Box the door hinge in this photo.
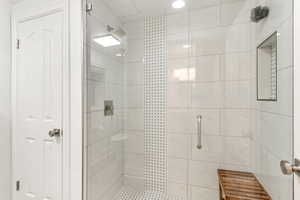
[16,39,20,49]
[16,181,20,191]
[86,3,93,13]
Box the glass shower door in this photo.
[84,1,126,199]
[83,0,295,199]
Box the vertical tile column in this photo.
[144,16,168,193]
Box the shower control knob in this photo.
[280,159,300,176]
[49,128,62,138]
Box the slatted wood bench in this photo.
[218,169,271,200]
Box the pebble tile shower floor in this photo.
[113,187,185,200]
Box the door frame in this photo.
[294,0,300,198]
[11,0,84,200]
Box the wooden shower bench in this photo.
[218,169,271,200]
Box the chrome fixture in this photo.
[104,100,114,116]
[280,159,300,176]
[49,129,62,137]
[251,6,269,23]
[197,115,202,149]
[86,3,93,13]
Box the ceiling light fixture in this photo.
[172,0,186,9]
[93,34,121,47]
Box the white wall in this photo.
[252,0,294,199]
[0,0,11,199]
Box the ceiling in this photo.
[102,0,190,22]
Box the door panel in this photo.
[15,12,63,200]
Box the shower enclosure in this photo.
[83,0,294,199]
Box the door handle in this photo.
[280,159,300,176]
[48,129,62,137]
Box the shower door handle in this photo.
[197,115,202,149]
[280,159,300,176]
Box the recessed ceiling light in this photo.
[116,53,123,57]
[172,0,186,9]
[93,34,121,47]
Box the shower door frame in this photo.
[294,0,300,198]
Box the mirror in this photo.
[257,32,277,101]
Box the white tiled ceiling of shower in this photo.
[101,0,220,22]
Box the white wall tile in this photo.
[125,109,144,131]
[167,158,188,183]
[126,62,144,85]
[124,153,144,177]
[167,12,189,35]
[189,186,219,200]
[190,55,220,82]
[167,109,194,133]
[87,81,105,112]
[259,112,292,160]
[167,182,187,199]
[222,137,251,166]
[221,109,252,137]
[125,132,144,154]
[220,52,252,81]
[191,28,227,56]
[190,6,220,30]
[220,0,253,25]
[224,80,251,108]
[168,83,191,108]
[123,176,145,192]
[277,17,293,69]
[191,82,222,108]
[126,39,144,62]
[168,134,190,158]
[123,20,144,39]
[224,23,252,53]
[189,161,219,189]
[126,85,144,108]
[167,33,190,59]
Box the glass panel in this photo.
[83,0,294,200]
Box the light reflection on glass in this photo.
[172,67,195,81]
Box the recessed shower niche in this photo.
[257,32,278,101]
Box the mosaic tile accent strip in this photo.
[144,16,168,193]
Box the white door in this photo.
[13,11,63,200]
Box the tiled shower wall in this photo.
[252,0,294,199]
[86,0,125,199]
[123,0,255,199]
[85,0,294,199]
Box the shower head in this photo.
[251,6,269,23]
[106,25,127,38]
